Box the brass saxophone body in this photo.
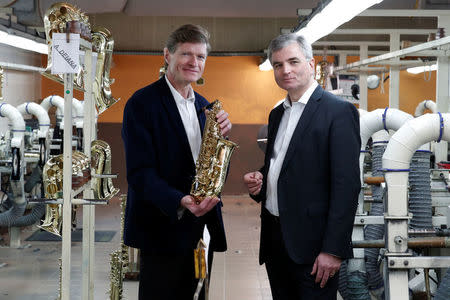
[42,2,91,90]
[315,60,329,89]
[92,27,119,114]
[190,100,237,202]
[109,195,128,300]
[40,151,90,236]
[91,140,119,200]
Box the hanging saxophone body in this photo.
[92,27,119,114]
[91,140,119,200]
[190,100,237,202]
[315,60,329,89]
[108,195,128,300]
[41,151,90,236]
[43,2,91,90]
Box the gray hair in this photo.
[165,24,211,54]
[267,34,313,64]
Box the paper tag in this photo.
[51,33,80,74]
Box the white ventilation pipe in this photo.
[40,95,65,125]
[382,113,450,300]
[359,108,413,185]
[414,100,437,117]
[16,102,51,138]
[372,129,390,144]
[0,103,25,148]
[72,98,84,129]
[358,108,368,117]
[383,113,447,169]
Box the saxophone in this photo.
[315,60,329,89]
[190,100,237,202]
[108,195,129,300]
[91,140,119,200]
[42,2,91,90]
[40,151,90,236]
[92,27,119,114]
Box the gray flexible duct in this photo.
[10,164,45,227]
[339,260,349,299]
[0,181,26,227]
[347,271,371,300]
[408,150,432,229]
[434,268,450,300]
[0,200,26,227]
[364,142,387,293]
[0,165,45,227]
[11,202,45,227]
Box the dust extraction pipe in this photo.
[359,108,413,185]
[15,102,50,226]
[16,102,51,138]
[0,103,26,226]
[414,100,436,117]
[72,98,84,129]
[40,95,64,125]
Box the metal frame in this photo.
[59,37,100,300]
[334,36,450,72]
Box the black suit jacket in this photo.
[122,77,227,255]
[253,85,360,265]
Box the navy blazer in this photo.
[122,77,227,255]
[253,85,361,265]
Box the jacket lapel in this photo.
[265,104,285,166]
[280,85,324,175]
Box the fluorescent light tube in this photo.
[259,0,384,71]
[0,30,48,54]
[407,64,437,74]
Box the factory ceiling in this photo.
[1,0,449,54]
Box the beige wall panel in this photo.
[90,13,297,51]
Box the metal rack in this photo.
[57,37,104,300]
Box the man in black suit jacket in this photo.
[122,24,231,300]
[244,34,360,299]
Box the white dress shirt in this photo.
[165,76,202,163]
[265,81,318,216]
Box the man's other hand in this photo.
[311,252,342,288]
[243,171,263,196]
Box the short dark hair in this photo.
[165,24,211,54]
[268,34,313,64]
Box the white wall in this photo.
[0,44,42,133]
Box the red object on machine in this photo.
[437,161,450,169]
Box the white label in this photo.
[51,33,80,74]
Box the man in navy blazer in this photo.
[244,34,360,299]
[122,24,231,300]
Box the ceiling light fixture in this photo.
[406,64,437,74]
[0,29,47,55]
[259,0,384,71]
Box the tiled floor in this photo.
[0,195,273,300]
